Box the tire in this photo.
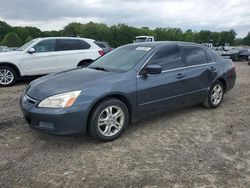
[232,55,238,62]
[0,66,17,87]
[88,98,129,141]
[203,81,224,108]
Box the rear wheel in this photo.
[0,66,17,87]
[203,81,224,108]
[88,98,129,141]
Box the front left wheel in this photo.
[88,98,129,141]
[0,66,17,87]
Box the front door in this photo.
[136,45,188,117]
[22,39,58,75]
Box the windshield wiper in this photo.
[89,66,109,72]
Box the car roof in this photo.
[36,37,95,42]
[126,41,203,48]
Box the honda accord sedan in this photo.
[20,42,236,141]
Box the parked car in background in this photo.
[20,41,236,141]
[94,41,112,54]
[238,48,250,61]
[202,43,213,48]
[9,47,19,51]
[134,36,155,43]
[213,46,239,61]
[0,46,10,52]
[0,37,104,86]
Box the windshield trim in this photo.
[17,39,40,51]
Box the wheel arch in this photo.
[217,77,227,92]
[86,93,133,133]
[0,62,21,78]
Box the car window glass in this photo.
[96,42,106,48]
[183,46,208,66]
[33,40,55,52]
[206,53,214,63]
[77,40,91,49]
[56,39,78,51]
[147,45,184,70]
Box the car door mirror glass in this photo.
[28,47,36,54]
[145,64,162,74]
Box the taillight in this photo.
[98,50,105,56]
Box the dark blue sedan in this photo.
[20,42,236,141]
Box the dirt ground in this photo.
[0,62,249,188]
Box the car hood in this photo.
[26,68,117,100]
[0,51,23,56]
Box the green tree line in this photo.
[0,20,249,48]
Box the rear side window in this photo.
[183,46,208,66]
[148,45,184,70]
[55,39,90,51]
[77,40,91,49]
[206,53,214,63]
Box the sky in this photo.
[0,0,249,38]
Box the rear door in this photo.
[181,46,218,104]
[22,39,57,75]
[136,45,189,116]
[55,39,92,71]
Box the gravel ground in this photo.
[0,62,250,188]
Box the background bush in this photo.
[0,20,249,47]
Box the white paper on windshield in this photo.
[136,47,151,51]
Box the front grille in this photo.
[23,94,38,105]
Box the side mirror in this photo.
[27,47,35,54]
[145,64,162,74]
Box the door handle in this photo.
[176,73,185,79]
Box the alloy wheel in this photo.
[0,69,14,85]
[211,84,223,105]
[97,105,125,137]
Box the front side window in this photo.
[33,39,56,52]
[147,45,184,70]
[183,46,208,66]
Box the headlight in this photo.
[38,90,81,108]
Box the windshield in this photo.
[17,39,39,51]
[135,38,147,43]
[89,45,151,72]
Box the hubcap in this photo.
[97,106,125,137]
[211,84,223,105]
[0,69,14,85]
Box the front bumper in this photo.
[20,94,89,135]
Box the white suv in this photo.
[0,37,104,86]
